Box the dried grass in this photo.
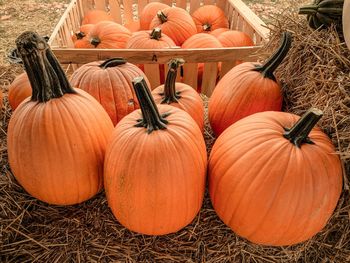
[1,7,350,263]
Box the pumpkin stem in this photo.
[15,31,76,103]
[99,58,127,69]
[133,76,169,134]
[203,23,211,31]
[150,28,162,40]
[254,31,292,81]
[160,58,185,104]
[75,31,86,40]
[283,108,323,148]
[91,37,101,47]
[157,11,168,23]
[298,5,319,15]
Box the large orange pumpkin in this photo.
[124,20,141,33]
[149,7,197,46]
[8,72,32,110]
[8,32,114,205]
[191,5,229,33]
[139,2,169,30]
[71,24,94,43]
[217,30,254,47]
[209,108,343,246]
[70,58,150,125]
[210,28,230,38]
[209,32,292,136]
[152,58,204,131]
[75,21,131,49]
[104,76,207,235]
[81,10,114,25]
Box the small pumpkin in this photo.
[71,24,94,43]
[8,31,114,205]
[75,21,131,49]
[191,5,229,33]
[8,72,32,110]
[217,30,254,47]
[208,108,343,246]
[149,7,197,46]
[70,58,151,125]
[152,58,204,131]
[139,2,169,30]
[210,28,230,38]
[81,9,114,25]
[209,32,292,136]
[104,76,207,235]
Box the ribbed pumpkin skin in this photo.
[8,73,32,110]
[209,63,282,136]
[208,111,343,246]
[210,28,230,38]
[191,5,229,33]
[149,7,197,46]
[8,89,114,205]
[72,24,94,42]
[152,83,204,131]
[126,30,176,49]
[104,105,207,235]
[81,10,114,25]
[70,61,150,125]
[124,20,141,32]
[139,2,169,30]
[217,30,254,47]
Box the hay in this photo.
[1,9,350,263]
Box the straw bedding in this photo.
[1,10,350,263]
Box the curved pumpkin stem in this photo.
[161,58,185,104]
[75,31,86,40]
[254,31,292,81]
[157,11,168,23]
[298,5,319,15]
[91,37,101,47]
[99,58,127,69]
[283,108,323,148]
[150,28,162,40]
[133,76,169,134]
[16,31,76,103]
[203,23,212,31]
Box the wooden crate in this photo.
[49,0,269,96]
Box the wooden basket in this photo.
[49,0,269,96]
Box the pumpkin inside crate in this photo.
[48,0,269,95]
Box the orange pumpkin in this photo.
[71,24,94,43]
[191,5,229,33]
[208,108,343,246]
[217,30,254,47]
[149,7,197,46]
[210,28,230,38]
[81,10,114,25]
[8,72,32,110]
[152,58,204,131]
[8,32,114,205]
[104,77,207,235]
[75,21,131,49]
[139,2,169,30]
[209,32,292,136]
[70,58,150,125]
[124,20,141,32]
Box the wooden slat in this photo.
[138,0,148,18]
[216,0,226,10]
[77,0,85,19]
[53,46,262,64]
[201,62,218,96]
[82,0,94,13]
[69,6,80,33]
[189,0,201,13]
[144,64,161,89]
[219,61,236,79]
[231,9,238,30]
[245,24,255,42]
[162,0,173,6]
[109,0,122,23]
[183,63,198,90]
[203,0,214,5]
[237,15,244,31]
[63,21,75,48]
[94,0,106,10]
[123,0,134,24]
[176,0,187,9]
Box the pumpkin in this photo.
[124,20,141,32]
[71,24,94,43]
[191,5,229,33]
[298,0,344,30]
[182,33,223,92]
[8,72,32,110]
[75,21,131,49]
[217,30,254,47]
[8,31,114,205]
[210,28,230,38]
[104,76,207,235]
[81,9,114,25]
[70,58,150,125]
[152,58,204,131]
[209,32,292,136]
[139,2,169,30]
[208,108,343,246]
[149,7,197,46]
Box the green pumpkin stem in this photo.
[133,76,169,134]
[157,11,168,23]
[150,28,162,40]
[15,31,76,103]
[283,108,323,148]
[298,5,319,15]
[91,37,100,47]
[254,31,292,81]
[99,58,127,69]
[161,58,184,104]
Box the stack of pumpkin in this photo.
[7,22,343,247]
